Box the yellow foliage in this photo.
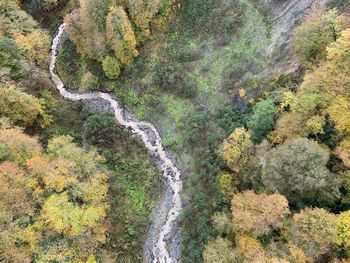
[239,87,246,99]
[235,235,264,259]
[218,172,236,202]
[106,6,138,66]
[126,0,162,37]
[231,190,290,236]
[0,128,42,164]
[220,127,252,172]
[273,112,308,142]
[335,139,350,167]
[337,210,350,250]
[327,96,350,135]
[288,242,308,263]
[0,86,51,128]
[43,159,77,193]
[306,115,325,135]
[14,31,50,67]
[301,28,350,97]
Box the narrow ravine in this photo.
[50,23,182,263]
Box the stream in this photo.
[50,23,182,263]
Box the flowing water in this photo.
[50,23,182,263]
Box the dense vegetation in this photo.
[2,0,350,262]
[204,5,350,263]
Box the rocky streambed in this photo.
[50,23,183,263]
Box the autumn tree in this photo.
[0,160,37,262]
[211,212,232,235]
[0,132,110,262]
[269,112,307,143]
[14,30,50,67]
[106,6,138,66]
[203,237,240,263]
[218,172,237,202]
[293,7,348,65]
[220,128,253,172]
[80,71,98,91]
[231,190,290,236]
[235,235,265,260]
[300,28,350,98]
[262,138,338,206]
[0,86,51,128]
[0,129,42,164]
[327,96,350,135]
[335,138,350,167]
[337,210,350,255]
[126,0,162,37]
[65,0,168,80]
[287,208,339,260]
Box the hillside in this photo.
[1,0,350,262]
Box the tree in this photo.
[231,190,290,236]
[80,71,98,91]
[65,0,168,80]
[14,30,50,67]
[40,193,107,237]
[0,129,42,164]
[106,6,138,66]
[218,172,237,202]
[0,86,51,128]
[235,235,264,260]
[211,212,232,235]
[300,28,350,97]
[262,138,338,206]
[220,128,253,172]
[102,56,121,79]
[337,210,350,254]
[0,37,23,78]
[247,98,276,143]
[288,208,338,260]
[335,138,350,167]
[203,237,240,263]
[327,96,350,135]
[0,161,34,263]
[293,7,348,65]
[270,112,307,143]
[126,0,162,37]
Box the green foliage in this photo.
[152,63,197,98]
[220,128,253,173]
[0,37,24,78]
[102,56,121,79]
[218,172,237,202]
[203,237,241,263]
[287,208,339,260]
[211,212,232,235]
[293,7,348,65]
[0,86,51,128]
[262,138,339,207]
[247,98,276,143]
[65,0,172,80]
[337,210,350,254]
[80,71,98,91]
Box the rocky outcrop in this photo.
[266,0,329,72]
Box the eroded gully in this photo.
[50,23,182,263]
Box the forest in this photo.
[1,0,350,262]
